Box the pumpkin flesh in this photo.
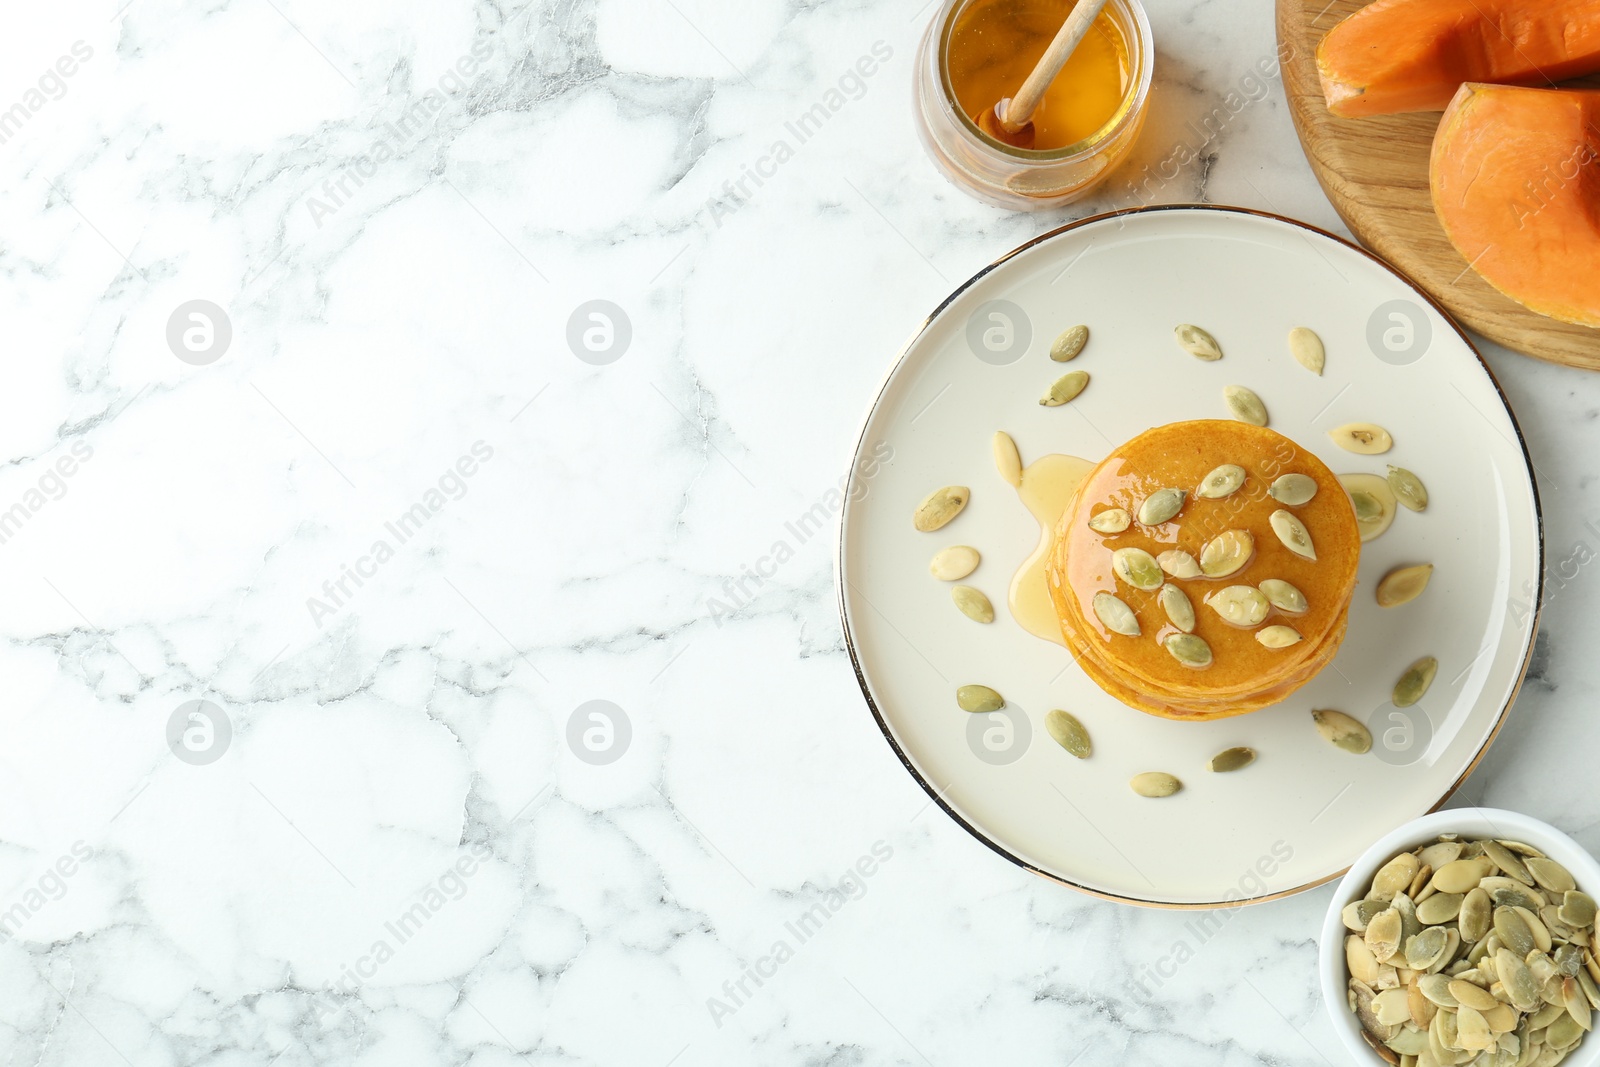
[1430,83,1600,328]
[1318,0,1600,117]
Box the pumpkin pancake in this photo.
[1064,607,1349,719]
[1047,420,1360,721]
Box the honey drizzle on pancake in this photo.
[1007,453,1095,645]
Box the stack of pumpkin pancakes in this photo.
[1046,420,1361,721]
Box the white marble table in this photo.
[0,1,1588,1064]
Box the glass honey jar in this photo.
[914,0,1154,210]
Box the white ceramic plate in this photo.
[837,206,1543,908]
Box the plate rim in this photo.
[834,202,1547,910]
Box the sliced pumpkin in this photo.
[1318,0,1600,117]
[1430,83,1600,328]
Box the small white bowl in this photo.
[1320,807,1600,1067]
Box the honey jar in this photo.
[914,0,1154,209]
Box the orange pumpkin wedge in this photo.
[1430,83,1600,328]
[1318,0,1600,117]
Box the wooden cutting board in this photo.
[1277,0,1600,370]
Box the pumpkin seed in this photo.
[1111,547,1164,590]
[1501,950,1543,1013]
[1394,889,1421,941]
[1259,578,1309,615]
[1270,509,1318,560]
[1518,909,1554,954]
[1491,885,1540,912]
[1378,564,1435,608]
[1409,859,1433,900]
[1394,656,1439,707]
[1175,323,1222,361]
[1458,1004,1493,1050]
[1420,842,1464,871]
[1547,1013,1583,1050]
[1581,969,1600,1011]
[1092,592,1140,637]
[914,485,970,531]
[1257,625,1303,649]
[1331,422,1395,455]
[1370,909,1405,962]
[1409,987,1445,1035]
[1430,1004,1458,1055]
[1496,908,1538,958]
[1388,1023,1429,1055]
[1374,987,1414,1026]
[1418,893,1466,926]
[1433,931,1463,975]
[1376,854,1424,900]
[1205,584,1270,627]
[1289,326,1325,375]
[1224,384,1268,426]
[1164,633,1212,669]
[929,545,980,581]
[1130,771,1182,798]
[1532,1001,1569,1030]
[1160,583,1196,633]
[1560,892,1596,928]
[1388,465,1429,512]
[1460,887,1493,942]
[1408,927,1452,971]
[1314,708,1372,754]
[1088,508,1131,534]
[1341,473,1399,543]
[1197,464,1246,499]
[1563,978,1591,1030]
[1348,898,1392,933]
[1528,858,1577,896]
[992,431,1022,487]
[1040,370,1089,406]
[1050,324,1089,362]
[1270,473,1319,506]
[1200,529,1255,578]
[1453,980,1501,1012]
[1482,1002,1517,1035]
[1419,973,1459,1008]
[1044,709,1091,758]
[1355,981,1396,1043]
[956,684,1003,713]
[1137,487,1187,526]
[1483,841,1534,886]
[1209,746,1256,772]
[1437,859,1494,895]
[1532,950,1561,987]
[1555,945,1586,979]
[1158,549,1202,579]
[1351,934,1385,983]
[951,585,994,623]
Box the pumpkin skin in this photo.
[1317,0,1600,118]
[1430,83,1600,329]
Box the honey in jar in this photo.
[913,0,1154,209]
[947,0,1131,152]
